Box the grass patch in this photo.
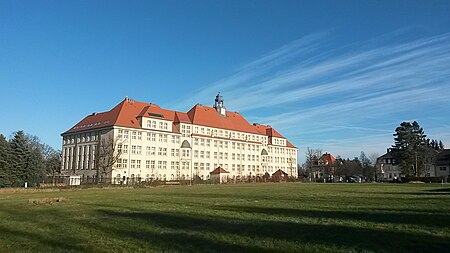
[0,183,449,252]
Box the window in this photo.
[137,132,142,140]
[440,167,447,171]
[131,131,137,139]
[123,145,128,154]
[146,146,151,156]
[137,146,142,155]
[131,145,137,154]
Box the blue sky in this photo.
[1,0,450,163]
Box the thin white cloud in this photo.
[170,30,450,162]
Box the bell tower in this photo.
[213,92,226,116]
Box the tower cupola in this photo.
[213,92,226,116]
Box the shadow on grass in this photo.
[99,209,450,253]
[215,205,450,229]
[426,188,450,193]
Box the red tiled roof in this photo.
[210,167,229,175]
[175,111,191,123]
[187,104,260,135]
[137,103,176,121]
[63,98,297,149]
[286,140,297,148]
[252,124,284,138]
[320,153,336,165]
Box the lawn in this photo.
[0,183,449,253]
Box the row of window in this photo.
[117,145,291,164]
[146,120,169,131]
[63,132,98,144]
[273,138,286,146]
[190,125,267,144]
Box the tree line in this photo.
[0,131,61,188]
[301,121,445,180]
[301,148,379,181]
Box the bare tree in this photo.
[368,152,380,166]
[305,147,322,179]
[95,134,122,182]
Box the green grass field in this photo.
[0,183,449,253]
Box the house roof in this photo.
[435,149,450,165]
[320,153,336,165]
[210,167,229,175]
[272,169,288,177]
[63,98,297,148]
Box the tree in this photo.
[426,138,445,151]
[304,147,322,178]
[8,131,46,187]
[0,134,11,187]
[95,134,122,181]
[392,121,427,176]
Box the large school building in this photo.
[61,93,298,182]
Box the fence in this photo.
[38,174,299,188]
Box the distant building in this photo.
[376,148,449,181]
[434,149,450,177]
[311,153,336,180]
[60,93,298,182]
[376,149,402,181]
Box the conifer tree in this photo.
[0,134,11,187]
[392,121,427,176]
[9,131,32,186]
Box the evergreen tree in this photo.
[9,131,31,187]
[0,134,11,187]
[392,121,427,176]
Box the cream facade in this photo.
[61,95,298,182]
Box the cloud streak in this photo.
[172,30,450,162]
